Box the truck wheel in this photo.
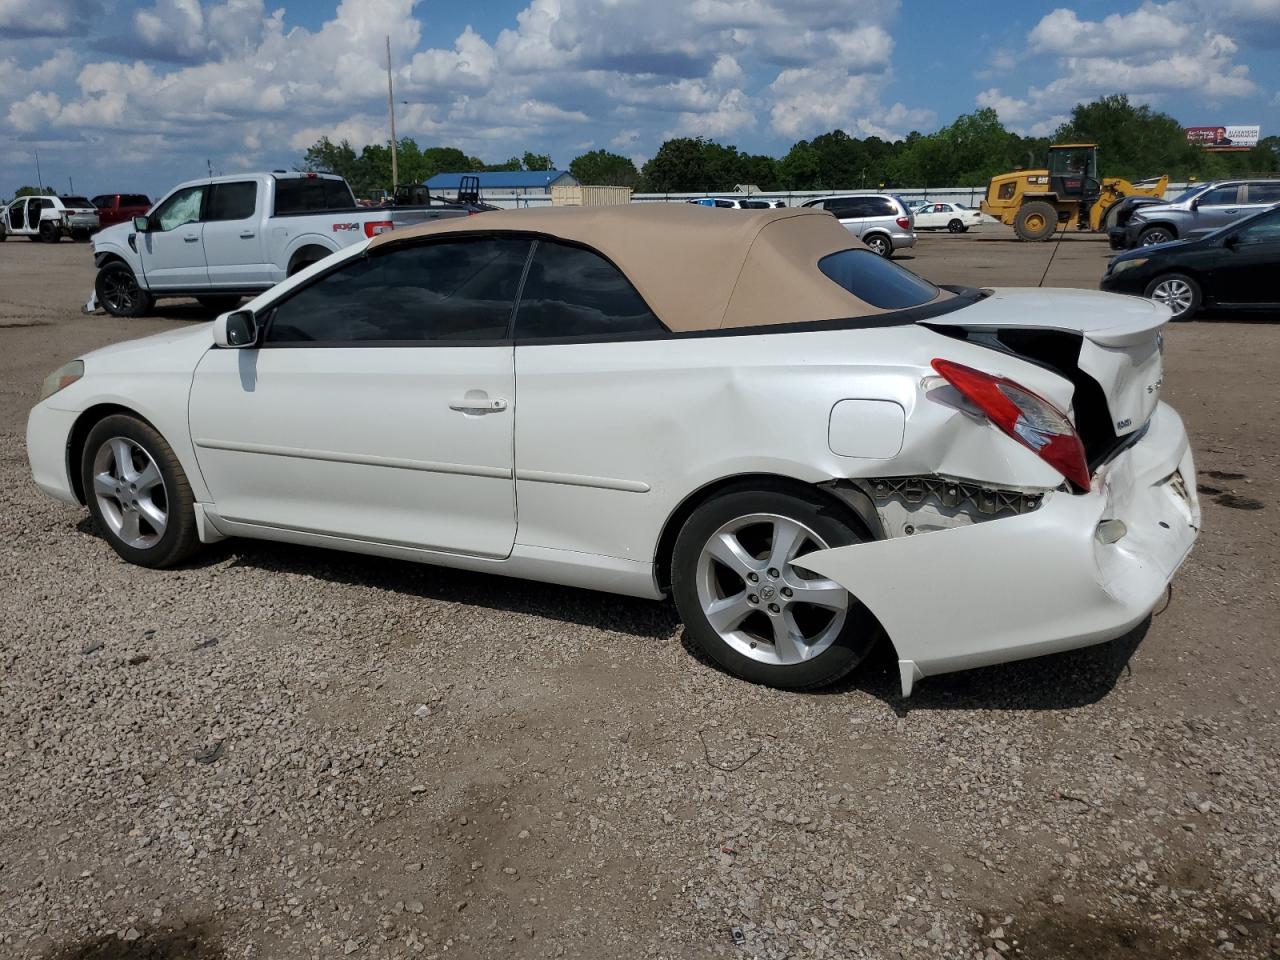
[1013,201,1058,241]
[39,221,60,243]
[96,262,155,317]
[196,295,242,313]
[71,229,91,242]
[1138,225,1175,247]
[0,224,6,241]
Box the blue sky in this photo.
[3,0,1279,198]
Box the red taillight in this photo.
[931,359,1091,490]
[364,220,394,238]
[896,216,911,229]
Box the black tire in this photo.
[1143,273,1201,321]
[1013,201,1058,241]
[287,245,331,277]
[0,225,7,241]
[864,233,892,257]
[39,221,60,243]
[95,262,155,317]
[947,218,964,233]
[81,414,200,569]
[671,485,879,691]
[71,228,91,242]
[1138,225,1176,247]
[197,294,243,312]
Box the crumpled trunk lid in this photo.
[924,287,1169,456]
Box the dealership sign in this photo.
[1186,125,1261,151]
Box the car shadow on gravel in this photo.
[43,921,223,960]
[825,617,1153,715]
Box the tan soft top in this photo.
[369,204,943,332]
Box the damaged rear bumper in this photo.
[794,402,1199,696]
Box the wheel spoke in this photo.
[118,510,141,544]
[788,577,849,612]
[767,518,807,572]
[92,472,118,498]
[771,611,807,662]
[110,438,137,482]
[706,532,762,579]
[705,593,753,633]
[136,496,167,536]
[134,460,162,496]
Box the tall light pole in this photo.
[386,35,398,193]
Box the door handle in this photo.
[239,231,255,238]
[1225,209,1238,215]
[184,234,199,242]
[449,397,508,414]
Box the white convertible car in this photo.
[27,206,1199,696]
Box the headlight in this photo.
[1110,257,1148,276]
[38,360,84,402]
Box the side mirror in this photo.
[1222,233,1239,249]
[213,309,258,348]
[132,215,150,232]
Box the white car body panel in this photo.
[913,203,983,230]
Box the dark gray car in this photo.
[1123,180,1280,247]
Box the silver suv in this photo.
[800,194,916,257]
[1122,179,1280,247]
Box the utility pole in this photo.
[33,148,43,190]
[68,176,74,194]
[207,158,213,178]
[386,35,398,193]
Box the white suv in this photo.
[0,194,99,242]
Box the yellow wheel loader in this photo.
[980,144,1168,241]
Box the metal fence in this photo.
[466,183,1191,210]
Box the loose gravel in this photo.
[1,234,1278,960]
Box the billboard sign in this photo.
[1186,125,1261,151]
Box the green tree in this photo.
[12,185,56,198]
[521,151,554,171]
[568,149,640,187]
[1053,94,1201,180]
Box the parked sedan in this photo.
[685,197,773,209]
[1101,204,1280,320]
[27,206,1198,697]
[912,202,982,233]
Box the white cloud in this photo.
[0,0,97,37]
[1029,6,1191,56]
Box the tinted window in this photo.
[825,198,864,217]
[91,196,109,207]
[61,196,92,207]
[123,195,150,207]
[515,241,666,340]
[207,181,257,221]
[742,200,771,209]
[1199,185,1240,206]
[266,238,531,344]
[274,177,355,214]
[818,248,939,310]
[1246,182,1280,204]
[1234,209,1280,243]
[867,196,897,216]
[154,186,205,230]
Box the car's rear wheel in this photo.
[864,234,891,257]
[1144,273,1201,321]
[81,415,199,568]
[947,218,964,233]
[96,262,155,317]
[671,487,878,690]
[1138,225,1175,246]
[39,221,60,243]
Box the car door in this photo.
[201,181,266,288]
[188,236,529,557]
[6,197,28,233]
[511,239,671,559]
[136,185,209,288]
[1211,208,1280,307]
[1188,184,1243,237]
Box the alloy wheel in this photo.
[695,513,850,666]
[1150,278,1194,317]
[91,437,168,549]
[102,271,139,313]
[1141,229,1172,246]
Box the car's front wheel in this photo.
[864,234,892,257]
[1144,273,1201,321]
[81,414,200,568]
[1138,225,1175,246]
[96,262,155,317]
[671,486,878,690]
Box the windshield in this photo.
[1168,184,1212,204]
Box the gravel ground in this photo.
[1,231,1278,960]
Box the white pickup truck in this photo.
[89,171,472,316]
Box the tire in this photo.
[95,262,155,317]
[39,221,60,243]
[81,414,200,569]
[947,218,964,233]
[71,229,91,242]
[1144,273,1201,321]
[1013,201,1058,241]
[1138,225,1176,247]
[864,233,892,257]
[197,294,242,312]
[671,485,878,690]
[0,225,6,241]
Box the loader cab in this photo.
[1048,144,1100,202]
